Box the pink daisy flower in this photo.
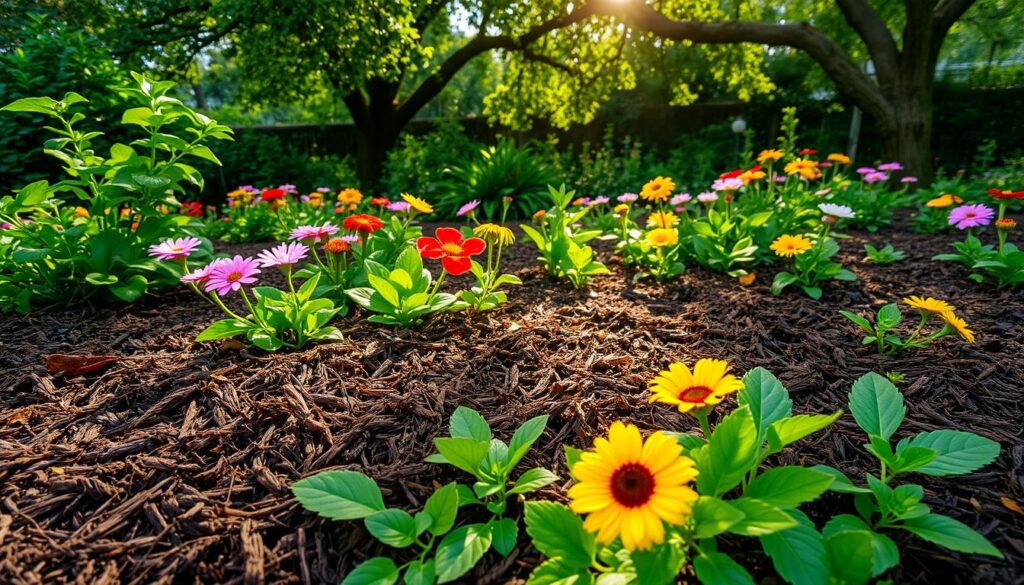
[864,172,890,184]
[257,242,309,268]
[387,201,411,212]
[204,255,261,296]
[588,196,610,206]
[457,200,480,217]
[697,191,719,203]
[148,237,202,262]
[290,223,340,242]
[901,176,918,183]
[856,167,876,175]
[878,162,903,172]
[618,193,639,202]
[670,193,692,205]
[948,204,995,230]
[181,258,230,285]
[712,177,744,192]
[316,187,332,193]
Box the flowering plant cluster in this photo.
[0,73,230,311]
[840,296,975,354]
[935,188,1024,288]
[520,185,610,289]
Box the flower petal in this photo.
[441,255,471,275]
[435,227,463,245]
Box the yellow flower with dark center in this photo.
[939,310,975,343]
[568,421,699,551]
[641,177,676,202]
[614,203,630,217]
[337,188,362,206]
[770,234,812,257]
[308,193,323,207]
[925,194,963,208]
[784,159,821,180]
[646,228,678,249]
[74,207,90,218]
[903,296,955,315]
[647,210,679,229]
[757,149,783,163]
[402,193,433,214]
[473,223,515,246]
[827,153,851,164]
[648,359,745,413]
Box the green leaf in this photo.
[121,106,155,127]
[433,437,489,475]
[876,304,903,330]
[823,515,899,577]
[291,470,386,520]
[341,557,399,585]
[109,274,149,302]
[727,498,797,536]
[824,530,875,585]
[564,446,583,477]
[450,407,491,442]
[632,541,686,585]
[423,482,459,536]
[692,406,759,496]
[691,496,745,539]
[196,318,251,341]
[435,523,493,583]
[509,468,559,494]
[524,501,595,569]
[760,509,828,585]
[896,430,1000,477]
[745,466,834,508]
[766,412,842,454]
[811,465,870,494]
[525,557,594,585]
[890,446,938,475]
[11,248,50,262]
[901,513,1003,558]
[489,517,518,556]
[505,415,549,471]
[365,509,417,548]
[2,96,59,115]
[693,552,753,585]
[849,373,905,440]
[738,367,793,442]
[403,560,435,585]
[839,310,874,332]
[368,273,401,307]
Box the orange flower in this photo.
[343,214,384,234]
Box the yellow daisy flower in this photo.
[647,210,679,229]
[337,188,363,206]
[757,149,783,163]
[770,234,812,257]
[568,422,699,551]
[903,296,955,315]
[939,311,975,343]
[739,169,766,184]
[473,223,515,246]
[827,153,851,164]
[648,359,744,413]
[646,228,678,249]
[925,194,963,208]
[641,177,676,203]
[401,193,433,214]
[784,159,821,180]
[614,204,630,217]
[74,207,90,218]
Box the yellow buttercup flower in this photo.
[614,203,630,217]
[827,153,851,165]
[925,194,963,208]
[757,149,783,163]
[337,188,363,206]
[739,169,766,184]
[74,206,90,218]
[402,193,433,214]
[647,210,679,229]
[568,422,699,551]
[473,223,515,246]
[641,177,675,203]
[784,159,821,180]
[648,359,744,414]
[646,228,678,249]
[939,310,975,343]
[771,234,812,257]
[903,296,955,315]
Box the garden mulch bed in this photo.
[1,219,1022,584]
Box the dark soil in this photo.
[1,219,1022,585]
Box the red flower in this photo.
[719,168,744,179]
[371,197,390,207]
[799,148,817,156]
[819,161,833,168]
[416,227,486,276]
[181,201,204,217]
[343,214,385,233]
[261,188,286,201]
[988,188,1024,200]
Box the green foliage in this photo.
[346,246,457,327]
[382,118,481,202]
[771,237,856,300]
[839,301,973,355]
[0,73,231,311]
[862,243,906,265]
[686,209,769,276]
[519,185,609,288]
[434,140,557,220]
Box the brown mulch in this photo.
[1,219,1022,585]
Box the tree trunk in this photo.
[352,113,400,189]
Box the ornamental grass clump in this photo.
[840,296,975,354]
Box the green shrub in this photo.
[381,117,481,201]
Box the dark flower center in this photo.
[610,463,655,508]
[227,271,243,282]
[678,385,714,403]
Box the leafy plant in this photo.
[932,233,996,269]
[687,208,768,276]
[813,373,1002,583]
[839,298,975,355]
[346,246,458,327]
[454,222,521,311]
[520,184,609,288]
[771,236,857,300]
[863,243,906,265]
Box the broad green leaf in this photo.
[196,318,251,341]
[890,446,938,474]
[509,468,559,494]
[368,273,400,307]
[849,373,905,440]
[693,551,753,585]
[824,530,875,585]
[876,304,902,330]
[766,412,842,454]
[341,557,399,585]
[2,96,59,115]
[365,509,416,548]
[489,517,518,556]
[896,430,1000,476]
[291,470,385,520]
[505,415,548,471]
[692,406,759,496]
[403,560,435,585]
[823,515,899,577]
[524,501,595,569]
[746,466,834,508]
[435,523,493,583]
[811,465,871,494]
[433,437,489,475]
[525,557,594,585]
[450,407,491,442]
[691,496,745,539]
[632,541,686,585]
[727,498,797,536]
[901,513,1003,558]
[738,367,793,441]
[760,509,828,585]
[423,482,459,535]
[564,445,583,477]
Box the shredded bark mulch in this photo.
[1,219,1022,584]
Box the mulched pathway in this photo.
[1,218,1022,584]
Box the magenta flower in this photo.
[290,223,339,242]
[856,167,875,175]
[457,200,480,217]
[148,237,202,262]
[878,162,903,172]
[181,258,230,285]
[239,185,259,194]
[1,223,10,230]
[589,196,611,206]
[387,201,411,212]
[864,172,890,184]
[204,255,261,296]
[316,187,332,193]
[279,184,298,194]
[948,204,995,230]
[257,242,309,268]
[697,191,719,203]
[773,175,786,183]
[618,193,639,202]
[670,193,692,205]
[341,234,359,244]
[901,176,918,184]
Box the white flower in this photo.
[818,203,855,219]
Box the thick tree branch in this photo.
[834,0,900,87]
[932,0,978,56]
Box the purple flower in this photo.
[457,200,480,217]
[856,167,876,175]
[181,258,230,285]
[279,184,298,195]
[864,172,890,184]
[204,255,261,296]
[387,201,411,212]
[239,185,259,194]
[901,176,918,184]
[290,223,340,242]
[697,191,719,203]
[948,204,995,230]
[773,175,787,183]
[316,187,332,193]
[618,193,639,202]
[878,162,903,172]
[712,177,744,192]
[1,223,11,230]
[670,193,692,205]
[341,234,359,244]
[257,242,309,268]
[148,237,202,262]
[588,196,610,206]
